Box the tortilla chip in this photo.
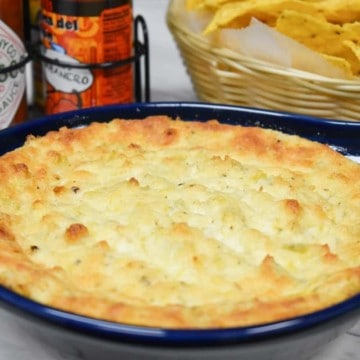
[203,0,323,33]
[321,54,354,79]
[186,0,206,11]
[342,40,360,76]
[203,0,237,8]
[344,40,360,60]
[186,0,241,12]
[319,0,360,24]
[276,10,360,75]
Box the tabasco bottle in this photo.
[0,0,28,128]
[40,0,134,114]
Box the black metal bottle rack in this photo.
[0,53,32,77]
[0,15,150,104]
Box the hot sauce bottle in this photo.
[40,0,133,114]
[0,0,28,128]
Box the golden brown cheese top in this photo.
[0,116,359,328]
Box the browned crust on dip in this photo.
[0,116,359,328]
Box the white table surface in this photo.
[1,1,359,359]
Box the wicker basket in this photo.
[167,2,360,122]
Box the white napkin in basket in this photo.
[218,18,352,80]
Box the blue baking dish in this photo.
[0,102,359,360]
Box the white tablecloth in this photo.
[0,1,358,359]
[136,1,197,103]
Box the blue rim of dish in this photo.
[0,285,359,347]
[0,102,359,346]
[1,101,360,155]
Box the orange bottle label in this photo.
[40,3,133,114]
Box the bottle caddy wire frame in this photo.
[1,15,150,108]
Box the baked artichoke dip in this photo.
[0,116,359,328]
